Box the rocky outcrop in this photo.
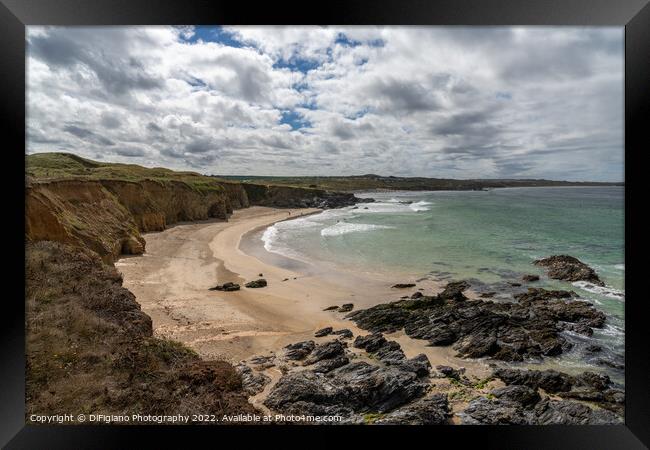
[493,368,624,415]
[264,334,436,422]
[460,367,623,424]
[534,255,604,286]
[26,241,257,420]
[347,282,606,362]
[242,183,373,209]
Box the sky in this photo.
[26,26,624,181]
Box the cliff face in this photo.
[242,183,366,208]
[26,178,250,263]
[26,241,257,419]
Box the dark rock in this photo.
[491,385,541,406]
[435,365,465,381]
[332,329,353,339]
[585,344,603,353]
[394,354,431,377]
[245,278,267,288]
[392,283,416,289]
[304,340,346,365]
[323,305,339,311]
[338,303,354,312]
[283,340,315,360]
[461,397,529,424]
[314,327,333,337]
[494,368,574,393]
[514,287,576,301]
[534,255,604,286]
[479,292,496,298]
[264,361,429,416]
[411,291,424,299]
[522,274,540,282]
[312,355,350,373]
[354,333,388,353]
[533,399,621,425]
[208,282,240,291]
[258,273,263,277]
[461,396,621,425]
[374,394,450,425]
[235,364,271,395]
[249,354,275,369]
[508,282,522,287]
[348,281,606,363]
[438,280,470,302]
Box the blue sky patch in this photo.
[280,110,312,130]
[180,26,243,48]
[273,57,321,73]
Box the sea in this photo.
[258,186,625,383]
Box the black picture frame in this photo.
[2,0,648,447]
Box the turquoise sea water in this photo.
[261,187,625,381]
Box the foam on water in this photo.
[409,200,432,212]
[320,222,394,237]
[572,281,625,301]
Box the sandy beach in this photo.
[116,206,489,375]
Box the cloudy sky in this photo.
[26,26,623,181]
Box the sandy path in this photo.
[116,206,488,377]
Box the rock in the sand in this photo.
[435,365,466,381]
[491,385,541,406]
[438,280,470,302]
[585,344,603,353]
[338,303,354,312]
[208,282,240,292]
[312,355,350,373]
[314,327,333,337]
[245,278,267,288]
[323,305,339,311]
[522,274,540,282]
[354,332,388,353]
[411,291,424,299]
[303,340,347,365]
[332,329,353,339]
[264,361,429,416]
[258,273,263,277]
[479,291,496,298]
[235,364,271,395]
[374,394,451,425]
[392,283,416,289]
[283,340,315,360]
[534,255,604,286]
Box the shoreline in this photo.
[116,205,489,373]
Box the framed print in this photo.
[2,0,649,447]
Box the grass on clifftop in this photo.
[26,152,234,194]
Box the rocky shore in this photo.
[235,256,623,424]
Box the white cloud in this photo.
[26,26,623,181]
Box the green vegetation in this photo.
[220,174,622,192]
[363,412,386,424]
[26,152,235,194]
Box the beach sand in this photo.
[116,206,489,376]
